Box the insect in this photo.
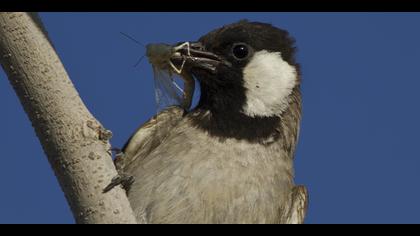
[120,32,196,111]
[146,42,196,111]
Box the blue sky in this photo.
[1,13,420,224]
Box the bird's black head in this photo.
[171,20,301,143]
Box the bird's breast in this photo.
[127,119,295,224]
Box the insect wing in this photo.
[152,66,185,113]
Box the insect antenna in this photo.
[120,32,146,67]
[133,55,146,67]
[120,32,145,47]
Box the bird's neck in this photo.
[190,85,301,148]
[192,85,282,144]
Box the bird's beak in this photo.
[170,42,230,74]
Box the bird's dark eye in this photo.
[232,43,250,60]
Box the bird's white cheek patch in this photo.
[242,50,297,117]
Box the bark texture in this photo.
[0,12,137,224]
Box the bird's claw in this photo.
[103,173,135,193]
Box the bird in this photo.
[109,20,308,224]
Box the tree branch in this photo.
[0,12,137,224]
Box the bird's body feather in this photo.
[126,111,292,224]
[117,107,184,172]
[121,88,305,224]
[115,20,308,224]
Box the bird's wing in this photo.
[116,106,185,173]
[286,185,309,224]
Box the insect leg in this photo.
[173,42,195,109]
[169,59,185,74]
[169,42,191,74]
[171,78,184,93]
[174,42,191,56]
